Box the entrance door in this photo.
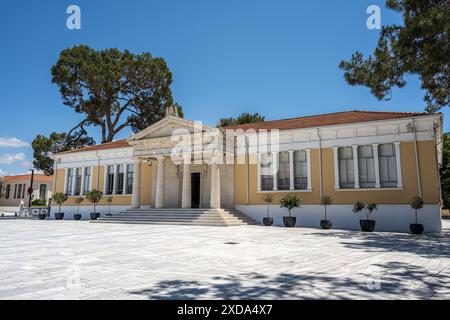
[191,173,200,208]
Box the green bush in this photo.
[409,196,424,224]
[321,196,333,220]
[53,192,68,213]
[86,189,103,214]
[31,199,46,206]
[280,194,302,217]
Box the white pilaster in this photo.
[181,162,192,209]
[63,168,68,194]
[289,150,294,191]
[256,153,261,191]
[210,162,221,209]
[103,165,108,194]
[80,166,85,195]
[306,149,312,191]
[272,152,278,191]
[394,142,403,188]
[123,164,128,194]
[155,156,165,209]
[333,147,340,189]
[71,168,77,196]
[112,164,118,195]
[352,145,360,189]
[131,160,141,209]
[372,144,381,188]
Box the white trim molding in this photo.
[333,147,340,190]
[394,142,403,188]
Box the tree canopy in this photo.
[339,0,449,112]
[32,131,95,175]
[441,132,450,208]
[217,112,265,128]
[51,45,181,142]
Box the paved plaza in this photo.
[1,219,450,300]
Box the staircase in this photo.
[91,208,257,227]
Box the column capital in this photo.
[394,141,401,146]
[372,143,379,147]
[332,146,339,150]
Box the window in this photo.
[338,147,354,189]
[358,145,376,188]
[13,184,18,199]
[106,165,115,195]
[117,165,124,194]
[39,184,47,200]
[16,184,23,199]
[294,150,308,190]
[379,143,398,187]
[66,168,74,195]
[277,152,290,190]
[5,184,10,199]
[74,168,82,196]
[83,167,91,194]
[22,184,25,199]
[260,153,274,191]
[126,164,134,194]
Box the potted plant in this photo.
[320,195,333,229]
[86,189,103,220]
[53,192,68,220]
[280,194,302,227]
[409,196,425,234]
[73,197,84,220]
[262,194,274,226]
[106,196,113,216]
[353,201,377,232]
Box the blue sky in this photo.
[0,0,448,175]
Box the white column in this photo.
[63,168,68,194]
[103,165,108,194]
[112,164,118,195]
[80,167,85,195]
[394,142,403,188]
[306,149,312,191]
[272,152,278,191]
[256,153,261,191]
[372,144,381,188]
[71,168,77,196]
[333,147,340,189]
[131,160,141,209]
[155,156,165,209]
[89,166,93,191]
[289,150,294,191]
[210,163,221,209]
[181,162,192,208]
[352,145,360,189]
[123,164,128,194]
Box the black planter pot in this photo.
[73,214,82,221]
[360,219,376,232]
[263,217,273,226]
[410,224,424,235]
[96,212,101,218]
[38,213,47,220]
[320,219,332,230]
[90,212,98,220]
[54,212,64,220]
[283,216,296,228]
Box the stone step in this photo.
[91,220,247,226]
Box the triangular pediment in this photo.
[129,116,214,141]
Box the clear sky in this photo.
[0,0,448,175]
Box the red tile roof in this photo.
[1,174,53,183]
[224,110,433,131]
[57,139,130,155]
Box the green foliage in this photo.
[352,201,366,214]
[409,196,424,210]
[31,199,46,206]
[53,192,68,213]
[339,0,449,111]
[217,113,265,128]
[440,133,450,208]
[51,45,181,142]
[366,203,378,214]
[321,195,333,206]
[75,197,84,205]
[263,194,274,204]
[86,189,103,214]
[280,194,302,217]
[32,131,94,175]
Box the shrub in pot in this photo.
[409,196,425,234]
[73,197,84,220]
[86,189,102,220]
[262,194,274,226]
[53,192,68,220]
[280,194,302,227]
[320,195,333,229]
[353,201,377,232]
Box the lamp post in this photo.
[28,169,34,207]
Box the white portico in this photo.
[127,113,233,210]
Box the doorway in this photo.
[191,173,200,208]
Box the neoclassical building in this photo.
[51,110,444,233]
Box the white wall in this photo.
[49,205,130,220]
[236,204,442,233]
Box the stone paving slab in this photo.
[0,220,449,300]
